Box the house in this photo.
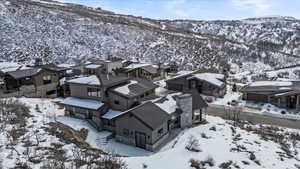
[166,72,227,98]
[60,72,207,151]
[110,91,207,151]
[80,57,124,75]
[61,74,158,129]
[2,67,59,98]
[113,101,170,151]
[117,63,165,80]
[240,81,300,110]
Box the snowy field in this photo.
[1,98,300,169]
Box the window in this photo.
[43,75,52,84]
[46,90,56,95]
[88,88,101,97]
[158,128,163,136]
[123,129,129,136]
[114,100,120,105]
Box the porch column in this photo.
[296,95,300,110]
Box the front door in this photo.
[135,131,146,149]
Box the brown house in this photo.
[2,67,60,98]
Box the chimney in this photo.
[175,93,193,128]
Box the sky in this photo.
[59,0,300,20]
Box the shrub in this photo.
[189,159,204,169]
[201,156,215,167]
[219,160,233,169]
[209,126,216,131]
[185,135,201,152]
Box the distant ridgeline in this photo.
[1,0,300,72]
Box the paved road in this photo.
[207,105,300,130]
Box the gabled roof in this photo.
[7,68,42,79]
[67,74,129,87]
[141,65,158,74]
[85,64,103,69]
[115,101,170,130]
[110,78,158,98]
[98,74,129,87]
[40,64,68,72]
[60,97,104,110]
[187,73,225,88]
[67,75,101,86]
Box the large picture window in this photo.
[87,88,101,97]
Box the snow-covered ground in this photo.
[1,98,300,169]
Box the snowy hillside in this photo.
[1,0,300,71]
[1,98,299,169]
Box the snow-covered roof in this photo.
[189,73,225,87]
[125,63,150,70]
[102,109,125,119]
[249,81,292,87]
[85,64,102,69]
[154,93,181,114]
[113,80,138,95]
[67,75,101,86]
[57,63,74,68]
[61,97,104,110]
[0,62,31,73]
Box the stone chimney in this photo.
[175,93,193,128]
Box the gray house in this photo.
[60,73,207,151]
[240,81,300,110]
[166,72,226,98]
[113,101,170,151]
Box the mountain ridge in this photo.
[1,0,300,71]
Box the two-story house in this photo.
[166,72,227,98]
[2,67,60,98]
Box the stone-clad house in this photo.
[60,73,208,151]
[166,72,227,98]
[240,81,300,110]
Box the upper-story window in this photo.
[43,75,52,84]
[88,88,101,97]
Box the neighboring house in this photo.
[84,64,104,75]
[2,67,59,98]
[166,72,227,98]
[117,63,165,80]
[80,58,124,75]
[240,81,300,110]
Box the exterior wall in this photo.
[151,122,169,144]
[107,91,134,111]
[69,83,103,101]
[106,61,123,73]
[243,92,269,103]
[115,113,153,147]
[34,70,59,87]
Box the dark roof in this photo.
[109,78,158,98]
[98,74,130,87]
[40,64,68,72]
[128,101,170,130]
[7,68,42,79]
[141,65,158,74]
[188,89,208,109]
